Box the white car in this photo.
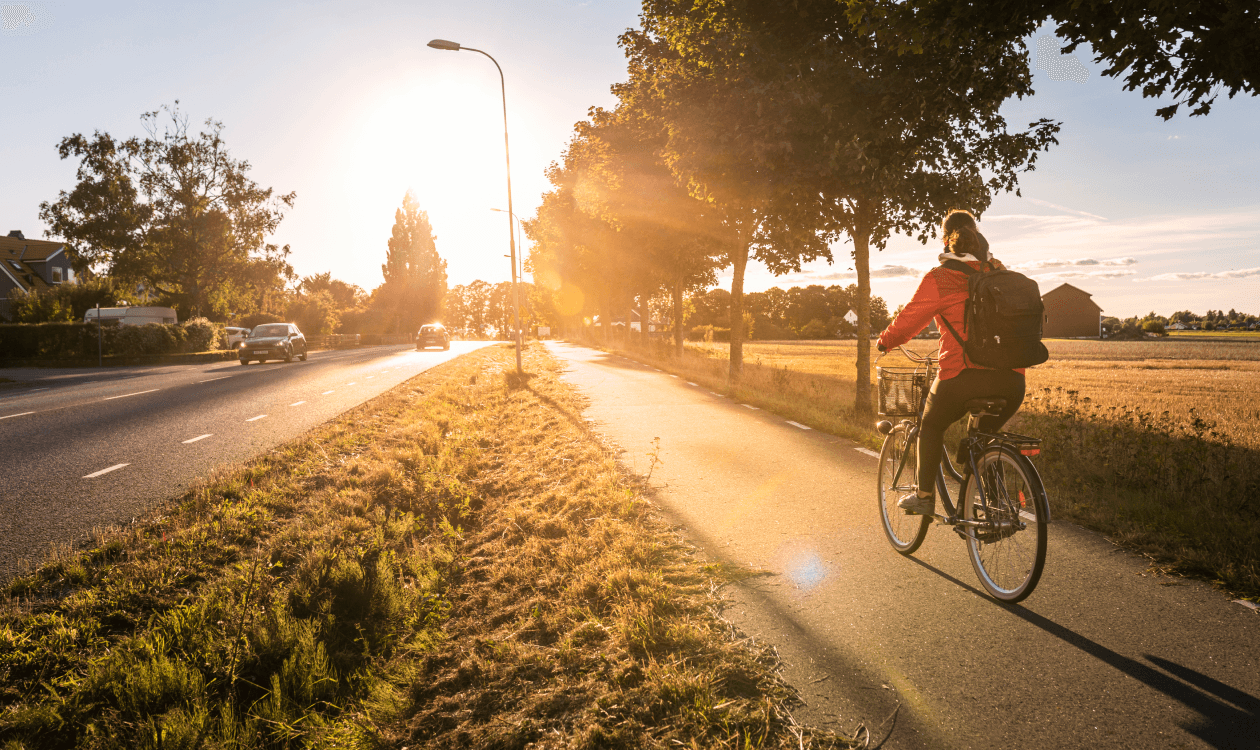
[226,327,251,348]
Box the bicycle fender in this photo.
[1001,444,1051,523]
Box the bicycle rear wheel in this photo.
[962,446,1048,602]
[878,424,930,554]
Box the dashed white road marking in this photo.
[84,463,129,479]
[29,387,48,392]
[322,390,334,395]
[785,421,811,430]
[246,414,267,422]
[854,447,880,458]
[104,388,159,401]
[709,391,722,397]
[199,377,227,383]
[686,382,699,387]
[1,411,35,420]
[741,404,759,410]
[290,400,306,406]
[183,434,213,444]
[366,376,374,379]
[346,381,357,385]
[670,375,679,378]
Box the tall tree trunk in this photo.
[639,290,650,347]
[854,226,873,418]
[673,276,684,357]
[624,297,634,347]
[600,293,612,346]
[728,234,750,384]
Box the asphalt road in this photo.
[547,341,1260,750]
[0,342,492,578]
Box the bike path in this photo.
[546,341,1260,750]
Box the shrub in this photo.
[687,325,730,342]
[117,323,178,357]
[182,317,225,351]
[799,318,831,340]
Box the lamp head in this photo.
[427,39,461,51]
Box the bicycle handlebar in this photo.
[875,345,940,366]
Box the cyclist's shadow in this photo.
[906,557,1259,747]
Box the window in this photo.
[51,267,62,283]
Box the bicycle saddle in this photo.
[963,398,1006,415]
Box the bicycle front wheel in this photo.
[962,446,1048,602]
[878,424,930,554]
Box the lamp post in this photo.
[428,38,522,373]
[490,207,524,284]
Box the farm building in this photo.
[1042,283,1103,338]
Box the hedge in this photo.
[0,318,226,360]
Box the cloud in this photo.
[1025,197,1108,221]
[871,265,920,278]
[1019,257,1137,269]
[1032,269,1138,281]
[1139,267,1260,282]
[801,265,920,281]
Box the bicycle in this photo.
[875,346,1050,603]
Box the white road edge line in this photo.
[322,390,334,395]
[199,377,227,383]
[290,400,306,406]
[741,404,758,410]
[183,434,213,444]
[1,411,35,420]
[709,391,722,397]
[104,388,159,401]
[854,447,880,458]
[785,421,811,430]
[246,414,267,422]
[84,463,129,479]
[30,387,48,392]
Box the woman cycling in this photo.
[875,209,1026,516]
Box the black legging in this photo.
[918,368,1026,495]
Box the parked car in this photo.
[226,326,251,348]
[416,323,450,351]
[239,323,307,365]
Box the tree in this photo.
[619,2,834,382]
[6,277,133,323]
[377,190,448,334]
[285,290,340,335]
[39,104,295,320]
[846,1,1259,119]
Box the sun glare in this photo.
[339,68,530,289]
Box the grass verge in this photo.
[0,342,856,749]
[585,336,1259,602]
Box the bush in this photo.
[117,323,178,357]
[1142,320,1167,336]
[799,318,832,340]
[182,317,225,351]
[687,325,730,342]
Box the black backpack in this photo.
[938,259,1050,370]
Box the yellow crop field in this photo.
[688,338,1260,449]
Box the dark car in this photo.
[416,323,450,351]
[240,322,308,364]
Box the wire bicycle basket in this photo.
[876,367,931,417]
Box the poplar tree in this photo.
[379,190,448,334]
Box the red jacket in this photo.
[877,255,1024,380]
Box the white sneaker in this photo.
[898,494,935,516]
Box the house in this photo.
[0,231,77,319]
[1041,283,1103,338]
[1169,322,1190,331]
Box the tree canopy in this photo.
[376,190,448,334]
[844,0,1259,119]
[39,104,295,321]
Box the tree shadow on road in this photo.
[906,557,1259,748]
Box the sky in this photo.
[3,0,1257,319]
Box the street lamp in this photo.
[490,207,524,282]
[427,38,522,373]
